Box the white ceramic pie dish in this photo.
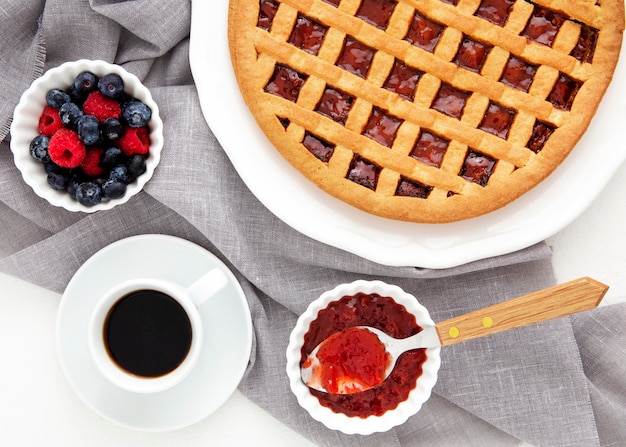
[286,280,441,434]
[190,0,626,268]
[10,59,164,213]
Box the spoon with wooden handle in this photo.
[302,277,608,394]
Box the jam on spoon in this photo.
[302,326,391,394]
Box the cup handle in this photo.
[186,268,228,307]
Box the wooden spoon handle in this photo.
[436,277,608,346]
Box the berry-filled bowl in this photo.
[10,59,164,212]
[285,280,441,435]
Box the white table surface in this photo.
[1,160,625,446]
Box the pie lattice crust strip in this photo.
[229,0,624,223]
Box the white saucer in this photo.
[56,234,253,431]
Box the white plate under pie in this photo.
[189,0,626,269]
[56,234,253,431]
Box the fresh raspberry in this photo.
[48,128,86,168]
[38,106,64,136]
[80,147,105,177]
[83,91,121,122]
[118,126,150,156]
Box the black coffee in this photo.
[104,289,193,378]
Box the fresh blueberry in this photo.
[74,71,98,95]
[67,176,83,199]
[68,85,87,105]
[109,164,130,183]
[126,154,147,180]
[122,99,152,128]
[59,102,83,127]
[47,170,70,190]
[44,161,71,175]
[98,73,125,99]
[100,146,123,168]
[75,181,102,206]
[29,135,51,163]
[100,118,125,141]
[46,89,71,109]
[77,114,100,145]
[44,161,59,174]
[93,177,108,191]
[102,179,127,199]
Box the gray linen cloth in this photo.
[1,1,625,446]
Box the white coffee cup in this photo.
[88,268,227,393]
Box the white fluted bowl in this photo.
[10,59,163,212]
[286,280,441,435]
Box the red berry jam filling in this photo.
[500,55,537,92]
[474,0,515,26]
[382,59,422,101]
[570,24,599,64]
[288,14,328,56]
[302,292,426,417]
[527,120,555,153]
[522,5,567,47]
[548,73,581,111]
[356,0,398,30]
[431,83,471,119]
[335,36,376,78]
[257,0,279,31]
[264,65,308,102]
[410,131,449,167]
[363,107,403,147]
[323,0,340,5]
[440,0,459,5]
[478,102,516,139]
[460,150,496,186]
[315,87,355,124]
[346,154,380,189]
[454,36,492,72]
[396,177,433,198]
[278,116,291,129]
[303,132,335,162]
[404,11,444,53]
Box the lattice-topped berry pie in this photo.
[229,0,624,223]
